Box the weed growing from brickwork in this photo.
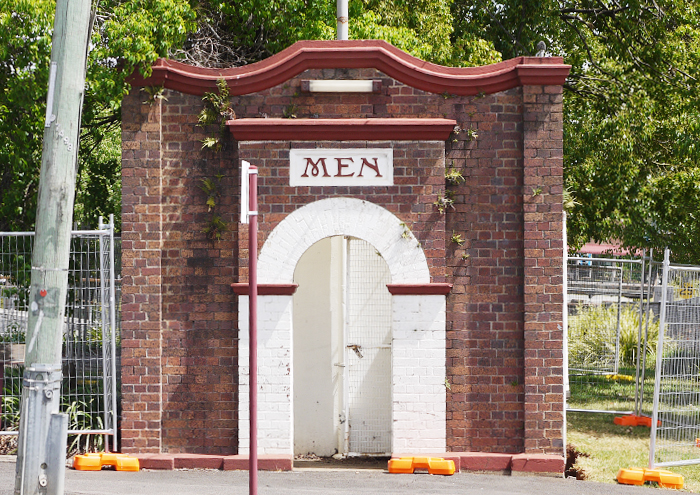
[198,79,235,151]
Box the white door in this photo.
[344,237,392,454]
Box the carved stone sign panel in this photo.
[289,149,393,187]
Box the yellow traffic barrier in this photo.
[388,457,455,476]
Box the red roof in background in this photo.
[578,241,640,256]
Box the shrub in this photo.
[568,303,658,369]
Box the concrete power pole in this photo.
[14,0,93,494]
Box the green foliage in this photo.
[433,191,455,214]
[202,214,227,241]
[198,79,233,151]
[0,0,197,233]
[0,1,53,231]
[64,399,105,455]
[568,303,658,369]
[1,364,106,453]
[445,167,465,185]
[194,0,499,68]
[198,172,227,241]
[452,0,700,264]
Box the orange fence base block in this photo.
[388,458,416,474]
[617,467,683,489]
[613,415,661,427]
[73,453,140,472]
[388,457,455,476]
[645,468,684,489]
[73,453,103,471]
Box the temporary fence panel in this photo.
[566,256,656,414]
[0,217,118,451]
[344,237,392,455]
[651,251,700,467]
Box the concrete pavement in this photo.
[0,456,681,495]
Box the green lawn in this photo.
[567,411,700,492]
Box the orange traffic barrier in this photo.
[74,452,140,472]
[388,457,455,476]
[613,415,661,427]
[617,467,683,489]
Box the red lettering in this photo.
[335,157,355,177]
[357,157,382,177]
[301,157,330,177]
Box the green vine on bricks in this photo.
[196,79,233,241]
[434,190,455,214]
[283,103,298,119]
[141,85,167,105]
[445,166,465,185]
[450,231,465,246]
[563,186,579,212]
[198,173,227,241]
[198,78,235,151]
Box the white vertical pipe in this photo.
[337,0,348,40]
[342,236,349,453]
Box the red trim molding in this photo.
[231,283,298,296]
[387,283,453,295]
[228,118,457,141]
[129,40,570,96]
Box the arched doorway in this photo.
[237,198,447,455]
[293,236,392,456]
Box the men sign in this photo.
[289,149,393,186]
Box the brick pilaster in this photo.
[120,90,163,453]
[522,85,565,454]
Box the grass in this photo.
[568,368,657,415]
[567,411,700,492]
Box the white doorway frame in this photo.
[237,198,447,455]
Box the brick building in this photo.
[121,40,569,463]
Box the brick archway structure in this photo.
[120,39,570,464]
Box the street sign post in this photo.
[241,161,258,495]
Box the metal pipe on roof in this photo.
[337,0,348,40]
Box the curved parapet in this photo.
[129,39,570,96]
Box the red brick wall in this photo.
[522,86,565,453]
[121,67,564,455]
[121,95,164,452]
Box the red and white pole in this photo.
[247,165,259,495]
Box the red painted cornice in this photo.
[387,283,453,295]
[231,283,299,296]
[129,40,570,96]
[228,118,457,141]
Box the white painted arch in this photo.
[239,197,446,455]
[257,197,431,284]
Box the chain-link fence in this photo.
[0,217,119,452]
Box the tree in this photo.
[0,0,197,233]
[451,0,700,263]
[175,0,500,68]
